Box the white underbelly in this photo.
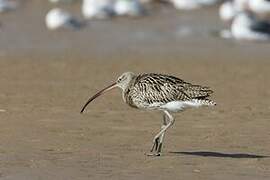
[133,99,213,112]
[159,100,203,112]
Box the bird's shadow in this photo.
[170,151,269,159]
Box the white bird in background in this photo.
[219,1,237,23]
[218,1,235,40]
[231,13,270,41]
[114,0,144,17]
[0,0,17,13]
[248,0,270,20]
[46,8,82,30]
[82,0,114,19]
[170,0,201,10]
[170,0,221,10]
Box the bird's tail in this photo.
[192,99,217,106]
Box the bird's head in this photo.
[116,72,135,90]
[80,72,136,113]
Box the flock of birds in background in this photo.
[0,0,270,41]
[219,0,270,41]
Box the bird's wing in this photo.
[182,83,213,99]
[130,73,213,105]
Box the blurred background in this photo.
[0,1,270,180]
[0,0,270,58]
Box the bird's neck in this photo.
[120,76,137,103]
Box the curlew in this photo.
[80,72,216,156]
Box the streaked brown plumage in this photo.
[123,73,215,110]
[81,72,216,156]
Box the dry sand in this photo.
[0,1,270,180]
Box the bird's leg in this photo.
[148,111,174,156]
[156,113,168,154]
[150,137,159,153]
[150,114,167,153]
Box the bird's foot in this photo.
[150,137,160,152]
[148,137,162,156]
[146,152,161,156]
[157,142,163,154]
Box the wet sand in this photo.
[0,1,270,180]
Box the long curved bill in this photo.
[80,82,117,113]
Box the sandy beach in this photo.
[0,1,270,180]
